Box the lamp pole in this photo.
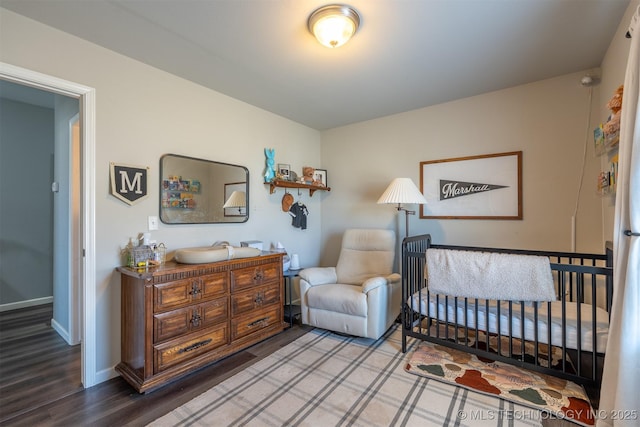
[396,204,415,238]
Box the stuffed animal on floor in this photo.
[603,85,623,137]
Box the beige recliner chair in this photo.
[299,229,401,339]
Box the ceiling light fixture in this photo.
[308,4,360,48]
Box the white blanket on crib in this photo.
[425,248,556,301]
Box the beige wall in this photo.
[1,8,324,381]
[317,0,639,267]
[318,0,639,268]
[320,71,607,266]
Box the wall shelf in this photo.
[266,180,331,196]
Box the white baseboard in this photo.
[51,317,72,345]
[0,296,53,312]
[94,365,119,386]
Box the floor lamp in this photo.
[377,178,427,238]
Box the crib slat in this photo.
[576,272,583,378]
[592,271,598,381]
[533,302,539,367]
[508,301,514,360]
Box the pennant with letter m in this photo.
[110,162,149,205]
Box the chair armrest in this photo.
[387,273,401,284]
[361,273,401,293]
[299,267,337,286]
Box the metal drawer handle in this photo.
[247,317,269,329]
[178,338,212,354]
[189,280,201,296]
[253,269,264,283]
[191,311,201,327]
[254,292,264,305]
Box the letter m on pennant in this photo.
[110,163,149,205]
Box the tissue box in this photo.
[240,240,263,251]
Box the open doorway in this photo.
[0,79,83,420]
[0,81,58,312]
[0,82,80,340]
[0,62,97,390]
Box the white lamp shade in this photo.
[223,191,246,208]
[377,178,427,205]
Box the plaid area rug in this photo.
[405,340,595,427]
[150,325,543,427]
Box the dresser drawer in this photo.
[230,262,280,292]
[231,283,280,317]
[154,272,227,312]
[231,306,281,340]
[154,324,228,372]
[154,297,228,343]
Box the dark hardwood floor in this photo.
[0,305,583,427]
[0,304,82,425]
[0,304,311,426]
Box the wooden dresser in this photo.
[116,252,285,393]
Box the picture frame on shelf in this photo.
[314,169,328,187]
[278,163,291,180]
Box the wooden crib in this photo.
[401,234,613,388]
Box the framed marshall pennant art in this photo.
[420,151,522,220]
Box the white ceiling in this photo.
[1,0,630,130]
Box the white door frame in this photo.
[0,62,97,387]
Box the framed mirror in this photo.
[160,154,249,224]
